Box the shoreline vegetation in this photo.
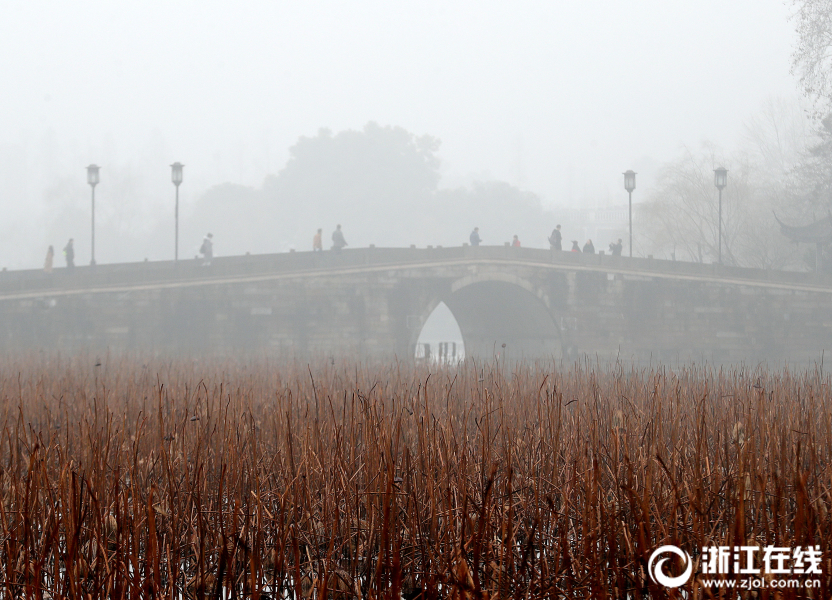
[0,356,829,598]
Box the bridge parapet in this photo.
[2,246,830,297]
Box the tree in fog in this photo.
[792,0,832,113]
[790,1,832,217]
[187,182,260,254]
[787,114,832,212]
[742,96,811,180]
[274,122,441,200]
[187,122,556,252]
[264,122,442,244]
[641,97,816,270]
[640,145,734,264]
[741,96,820,219]
[429,181,553,247]
[640,144,801,269]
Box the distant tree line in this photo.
[187,123,557,256]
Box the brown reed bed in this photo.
[0,354,828,599]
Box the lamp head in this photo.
[86,164,100,187]
[714,166,728,191]
[171,162,184,186]
[623,170,636,193]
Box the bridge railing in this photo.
[0,245,830,295]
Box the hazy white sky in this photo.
[0,0,799,267]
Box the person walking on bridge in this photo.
[313,228,323,251]
[63,239,75,269]
[549,225,562,250]
[583,239,595,254]
[44,245,54,274]
[200,233,213,265]
[331,225,347,251]
[469,227,481,246]
[512,235,521,247]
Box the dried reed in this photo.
[0,354,828,599]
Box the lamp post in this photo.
[86,164,100,265]
[714,166,728,264]
[171,162,184,261]
[623,170,636,257]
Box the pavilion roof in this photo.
[774,213,832,244]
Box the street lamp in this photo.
[623,170,636,257]
[87,164,100,265]
[170,162,184,261]
[714,166,728,264]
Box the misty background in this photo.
[1,1,815,269]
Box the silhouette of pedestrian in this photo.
[583,239,595,254]
[609,238,623,256]
[332,225,347,251]
[63,239,75,268]
[44,245,54,274]
[313,228,323,251]
[549,225,562,250]
[512,235,521,247]
[469,227,481,246]
[571,240,580,253]
[200,233,213,265]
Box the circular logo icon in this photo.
[648,545,693,588]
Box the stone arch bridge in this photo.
[2,246,832,364]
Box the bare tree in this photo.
[640,97,816,271]
[791,0,832,112]
[740,96,818,227]
[639,143,803,270]
[741,96,811,178]
[785,113,832,216]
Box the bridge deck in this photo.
[2,246,831,300]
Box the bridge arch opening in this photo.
[443,280,562,361]
[413,280,563,362]
[415,302,465,364]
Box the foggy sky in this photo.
[1,0,797,268]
